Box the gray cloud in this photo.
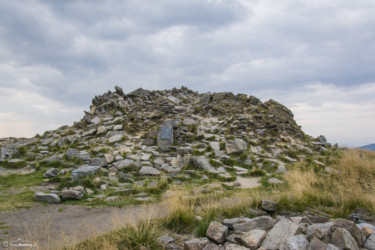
[0,0,374,146]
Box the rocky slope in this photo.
[0,86,335,204]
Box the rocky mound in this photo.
[0,86,335,204]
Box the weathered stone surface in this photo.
[184,237,210,250]
[240,229,266,249]
[105,196,120,202]
[43,168,58,178]
[202,243,220,250]
[113,159,134,169]
[35,192,60,203]
[66,148,79,159]
[72,165,101,180]
[306,222,333,242]
[282,234,309,250]
[61,190,83,200]
[209,141,221,151]
[260,219,299,249]
[139,166,161,176]
[261,200,276,213]
[225,139,247,154]
[223,243,249,250]
[233,216,276,232]
[97,126,107,134]
[108,134,123,143]
[183,118,197,126]
[158,235,175,244]
[223,217,251,230]
[90,158,107,167]
[309,237,327,250]
[104,153,114,163]
[191,156,218,173]
[77,151,91,161]
[330,218,364,247]
[206,221,228,244]
[364,233,375,250]
[331,228,359,250]
[158,123,173,152]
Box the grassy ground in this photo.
[69,148,375,250]
[0,172,45,211]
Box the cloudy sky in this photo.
[0,0,374,147]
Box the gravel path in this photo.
[0,203,168,249]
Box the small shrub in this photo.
[118,220,161,250]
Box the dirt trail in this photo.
[0,203,168,249]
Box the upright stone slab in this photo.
[157,122,173,152]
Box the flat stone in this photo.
[90,158,107,167]
[240,229,267,249]
[206,221,228,244]
[34,192,61,203]
[71,165,101,180]
[139,166,161,176]
[192,156,218,173]
[108,134,123,143]
[209,141,221,151]
[202,243,220,250]
[105,196,120,202]
[223,243,249,250]
[234,216,276,232]
[113,159,134,169]
[66,148,79,159]
[61,190,83,200]
[223,217,251,230]
[269,177,283,184]
[168,95,181,104]
[97,126,107,134]
[183,118,197,126]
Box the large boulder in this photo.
[282,235,309,250]
[205,221,228,244]
[35,192,61,203]
[364,234,375,250]
[330,218,364,247]
[225,139,247,154]
[330,228,359,250]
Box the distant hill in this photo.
[359,144,375,151]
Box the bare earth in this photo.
[0,203,168,249]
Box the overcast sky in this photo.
[1,0,374,147]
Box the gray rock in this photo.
[309,237,327,250]
[269,178,283,184]
[82,128,96,137]
[158,123,173,152]
[209,141,221,151]
[168,95,181,104]
[306,222,333,242]
[97,126,107,135]
[139,166,161,176]
[71,165,101,180]
[184,237,210,250]
[90,158,107,167]
[113,159,134,169]
[77,151,91,161]
[330,228,359,250]
[91,116,101,124]
[364,234,375,250]
[66,148,79,159]
[224,243,249,250]
[261,219,299,249]
[183,118,197,126]
[115,85,125,96]
[261,200,276,213]
[330,218,364,247]
[206,221,228,244]
[202,243,220,250]
[105,196,120,202]
[223,217,251,230]
[43,168,58,178]
[35,192,61,203]
[158,235,175,244]
[108,134,123,143]
[192,156,218,174]
[225,139,247,154]
[282,234,309,250]
[177,147,193,154]
[239,229,266,249]
[61,190,84,200]
[233,216,276,232]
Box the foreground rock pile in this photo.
[164,203,375,250]
[0,86,336,204]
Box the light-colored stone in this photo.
[209,141,220,151]
[330,228,359,250]
[234,216,276,232]
[43,168,58,178]
[261,219,299,249]
[225,139,247,154]
[206,221,228,244]
[282,234,309,250]
[364,233,375,250]
[240,229,266,249]
[139,166,161,176]
[97,126,107,134]
[261,200,276,213]
[61,190,83,200]
[184,237,210,250]
[224,243,250,250]
[108,134,123,143]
